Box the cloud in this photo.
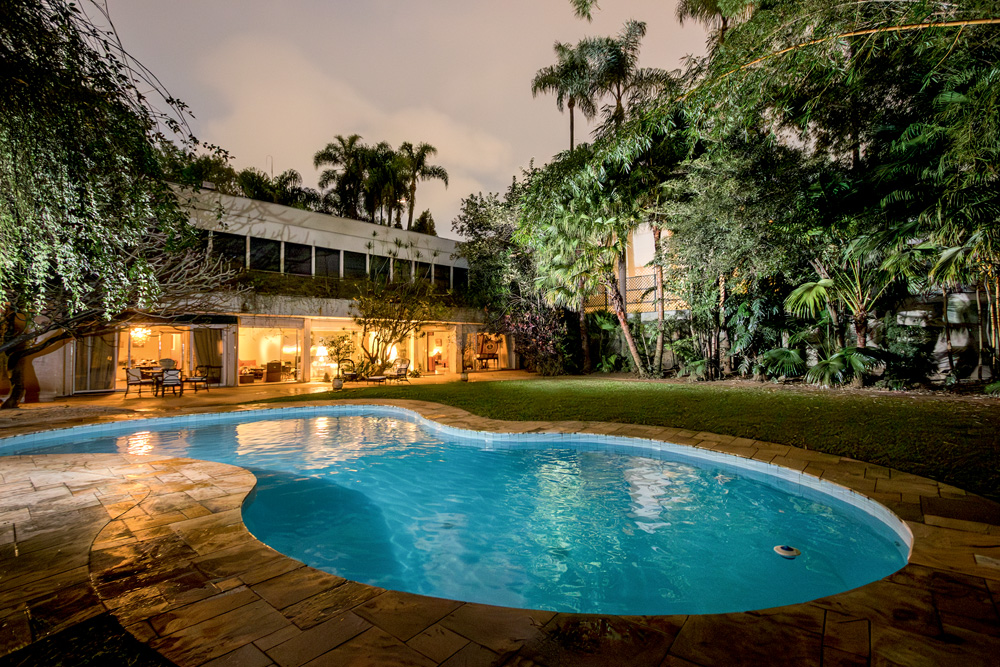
[196,34,511,234]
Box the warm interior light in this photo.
[130,327,151,346]
[315,346,329,358]
[282,345,298,355]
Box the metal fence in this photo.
[584,275,686,314]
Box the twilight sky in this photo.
[104,0,707,238]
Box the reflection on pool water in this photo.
[3,407,911,615]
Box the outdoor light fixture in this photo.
[130,327,151,346]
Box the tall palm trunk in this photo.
[578,293,591,373]
[976,284,985,381]
[406,181,417,230]
[718,273,730,373]
[942,285,955,374]
[987,275,1000,373]
[568,98,576,151]
[602,275,646,377]
[652,227,664,374]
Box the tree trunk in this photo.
[1,352,27,410]
[854,315,868,349]
[718,273,730,375]
[989,275,1000,373]
[652,228,665,374]
[942,285,955,375]
[578,292,592,373]
[406,181,417,230]
[604,276,646,377]
[568,99,575,151]
[808,259,846,350]
[976,284,985,381]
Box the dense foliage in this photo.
[0,0,235,408]
[456,0,1000,387]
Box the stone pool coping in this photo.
[0,398,998,666]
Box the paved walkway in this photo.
[1,397,999,665]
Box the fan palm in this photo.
[398,142,448,230]
[532,41,598,150]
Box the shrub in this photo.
[878,315,936,388]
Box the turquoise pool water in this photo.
[3,407,910,615]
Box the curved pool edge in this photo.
[1,399,999,666]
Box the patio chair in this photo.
[157,368,183,397]
[124,368,155,397]
[338,359,358,382]
[386,358,410,384]
[183,365,211,393]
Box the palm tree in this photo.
[676,0,754,44]
[314,134,366,219]
[580,20,674,127]
[361,142,407,225]
[398,142,449,230]
[531,42,598,150]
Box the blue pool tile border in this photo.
[0,403,913,555]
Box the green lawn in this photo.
[259,379,1000,500]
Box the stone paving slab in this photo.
[0,399,998,665]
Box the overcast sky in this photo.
[104,0,707,239]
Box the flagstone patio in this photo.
[1,398,999,666]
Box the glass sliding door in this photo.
[74,333,117,393]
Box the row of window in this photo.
[210,231,468,291]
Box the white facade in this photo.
[3,193,500,402]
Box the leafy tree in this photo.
[532,41,598,150]
[398,142,448,230]
[352,277,444,374]
[411,209,437,236]
[0,0,238,408]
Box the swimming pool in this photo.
[2,405,911,615]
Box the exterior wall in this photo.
[626,225,656,278]
[186,190,468,278]
[5,194,483,403]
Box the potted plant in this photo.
[321,334,356,388]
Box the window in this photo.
[315,247,340,277]
[249,237,281,272]
[344,250,367,279]
[212,232,246,267]
[393,259,411,282]
[415,262,432,282]
[433,264,450,290]
[453,267,468,293]
[369,255,390,281]
[284,242,312,276]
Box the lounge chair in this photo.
[386,358,410,384]
[338,359,358,382]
